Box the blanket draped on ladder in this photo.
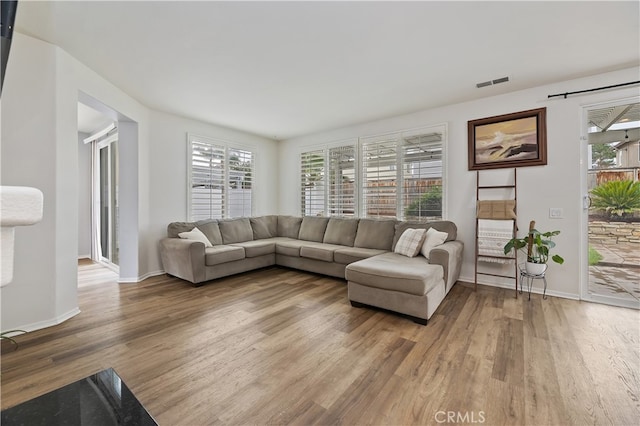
[477,219,514,264]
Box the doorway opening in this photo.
[78,101,119,274]
[583,100,640,309]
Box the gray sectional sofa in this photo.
[159,215,463,324]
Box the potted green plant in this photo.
[503,221,564,275]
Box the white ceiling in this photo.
[14,1,640,140]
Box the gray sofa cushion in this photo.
[323,218,359,247]
[230,240,277,258]
[250,216,278,239]
[278,216,303,239]
[353,218,397,250]
[167,222,195,238]
[275,239,307,257]
[345,252,443,296]
[334,247,387,265]
[196,219,223,245]
[298,216,330,242]
[219,218,254,244]
[299,243,344,263]
[392,221,457,251]
[204,245,245,266]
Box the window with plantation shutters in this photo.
[299,125,445,220]
[190,139,225,220]
[188,135,254,220]
[361,128,444,220]
[402,132,443,220]
[328,145,356,216]
[361,135,400,218]
[228,148,253,218]
[300,150,326,216]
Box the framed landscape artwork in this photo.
[468,107,547,170]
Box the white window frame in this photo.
[298,138,360,217]
[360,132,401,219]
[327,144,358,216]
[300,148,327,216]
[187,133,255,220]
[400,125,447,221]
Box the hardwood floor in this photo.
[2,263,639,425]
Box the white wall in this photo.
[146,110,279,275]
[77,132,91,258]
[1,33,64,329]
[279,67,640,299]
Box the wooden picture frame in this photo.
[468,107,547,170]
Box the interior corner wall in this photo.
[54,47,81,319]
[278,66,640,300]
[117,121,140,281]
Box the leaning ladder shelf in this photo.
[474,169,519,297]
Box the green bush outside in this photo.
[405,186,442,218]
[591,180,640,218]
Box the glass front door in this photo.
[582,101,639,309]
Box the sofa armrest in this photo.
[159,238,206,284]
[429,240,464,293]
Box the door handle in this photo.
[583,195,592,209]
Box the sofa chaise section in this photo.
[345,221,464,324]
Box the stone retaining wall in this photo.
[589,221,640,245]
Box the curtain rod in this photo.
[547,80,640,99]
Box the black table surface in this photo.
[1,368,157,426]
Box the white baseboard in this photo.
[77,254,91,260]
[458,274,580,300]
[118,270,165,283]
[4,307,82,334]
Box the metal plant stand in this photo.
[518,263,548,301]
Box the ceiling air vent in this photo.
[476,76,510,88]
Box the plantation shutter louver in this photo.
[328,145,356,216]
[227,148,253,218]
[300,150,326,216]
[191,140,225,220]
[362,136,400,218]
[402,132,443,220]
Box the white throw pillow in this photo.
[178,227,213,247]
[394,228,427,257]
[421,227,448,259]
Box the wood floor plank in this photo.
[492,317,525,386]
[1,262,639,425]
[482,377,525,425]
[523,335,571,425]
[317,336,416,425]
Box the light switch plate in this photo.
[549,208,563,219]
